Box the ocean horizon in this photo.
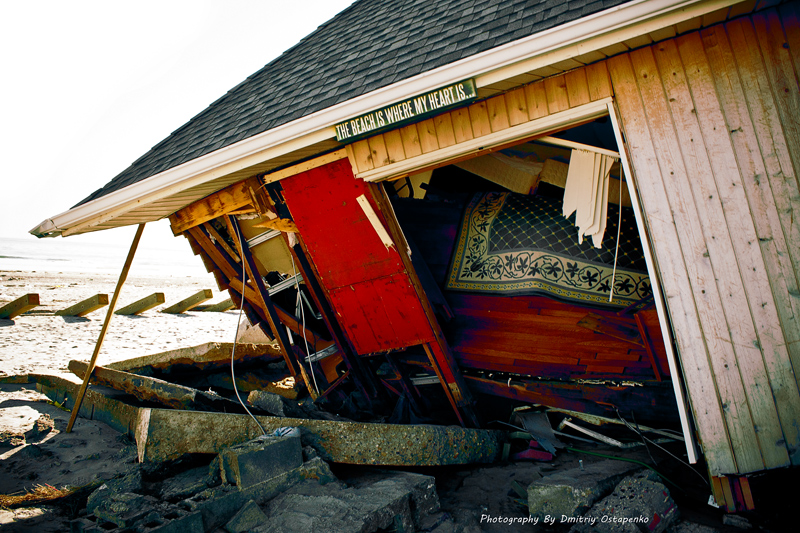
[0,236,212,278]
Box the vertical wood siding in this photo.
[610,5,800,475]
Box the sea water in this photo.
[0,236,210,278]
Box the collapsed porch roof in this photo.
[31,0,746,238]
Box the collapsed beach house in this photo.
[31,0,800,510]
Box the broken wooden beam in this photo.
[0,293,40,319]
[106,342,283,374]
[464,375,680,425]
[68,360,248,413]
[204,298,235,312]
[577,313,642,345]
[115,292,165,315]
[55,294,109,317]
[161,289,213,314]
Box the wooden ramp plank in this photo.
[161,289,213,314]
[55,294,109,317]
[115,293,165,315]
[0,293,39,319]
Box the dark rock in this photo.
[219,434,302,489]
[160,465,211,502]
[570,471,679,533]
[91,491,158,528]
[86,469,143,514]
[225,499,268,532]
[527,460,640,520]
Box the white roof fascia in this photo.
[30,0,739,238]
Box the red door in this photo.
[280,158,435,355]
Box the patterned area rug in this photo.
[445,191,651,308]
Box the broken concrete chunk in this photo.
[188,458,338,531]
[257,470,439,533]
[248,390,286,416]
[159,465,212,502]
[91,491,159,528]
[219,434,303,489]
[570,471,679,533]
[225,499,269,532]
[150,511,205,533]
[86,469,143,514]
[527,460,641,520]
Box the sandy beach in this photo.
[0,270,241,378]
[0,269,248,530]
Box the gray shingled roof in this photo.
[76,0,630,207]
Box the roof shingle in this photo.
[75,0,630,207]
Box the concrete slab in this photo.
[34,374,503,467]
[68,360,246,413]
[135,408,504,465]
[106,341,282,374]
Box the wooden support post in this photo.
[228,216,305,382]
[634,313,662,381]
[115,292,165,315]
[0,293,39,319]
[55,294,109,317]
[204,298,235,312]
[161,289,213,314]
[67,223,145,433]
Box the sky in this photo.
[1,0,354,253]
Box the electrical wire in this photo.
[291,254,320,396]
[230,220,268,436]
[615,408,709,488]
[609,170,623,303]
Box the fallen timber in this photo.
[68,360,248,414]
[33,373,504,466]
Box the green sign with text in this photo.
[334,78,477,142]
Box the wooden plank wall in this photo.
[347,64,614,174]
[609,4,800,476]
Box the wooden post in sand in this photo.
[0,293,40,319]
[67,223,145,433]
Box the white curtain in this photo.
[562,149,617,248]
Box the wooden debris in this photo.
[55,294,109,317]
[115,292,165,315]
[68,360,248,413]
[161,289,213,314]
[205,373,300,400]
[0,293,39,319]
